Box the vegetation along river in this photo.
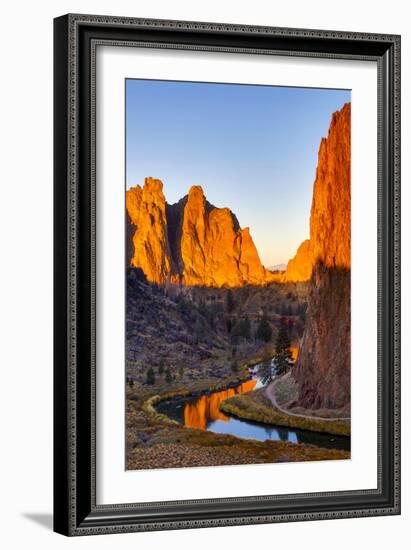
[155,362,350,451]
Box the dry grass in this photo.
[126,372,349,470]
[220,388,350,437]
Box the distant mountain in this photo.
[267,263,286,272]
[126,179,278,287]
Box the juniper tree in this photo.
[274,321,292,375]
[256,314,272,342]
[145,366,155,385]
[165,367,173,384]
[231,317,252,344]
[242,316,251,340]
[226,289,235,313]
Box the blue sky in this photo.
[126,79,350,266]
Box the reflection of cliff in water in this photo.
[155,367,350,451]
[290,345,299,362]
[184,379,257,430]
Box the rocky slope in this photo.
[292,103,351,410]
[126,178,276,287]
[126,267,229,378]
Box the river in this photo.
[155,362,350,451]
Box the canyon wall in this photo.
[292,102,351,410]
[126,178,276,287]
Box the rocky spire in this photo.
[126,181,275,287]
[292,103,351,410]
[125,177,174,284]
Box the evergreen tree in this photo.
[197,314,208,336]
[226,289,235,313]
[256,359,275,385]
[230,319,240,344]
[145,366,155,385]
[242,316,251,340]
[256,314,272,342]
[231,358,239,372]
[165,367,173,383]
[232,317,252,342]
[158,362,164,375]
[274,321,292,375]
[298,302,307,322]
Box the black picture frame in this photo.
[53,13,401,536]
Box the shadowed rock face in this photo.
[126,178,276,287]
[294,264,351,409]
[126,211,136,267]
[292,102,351,410]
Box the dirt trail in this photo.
[265,378,351,422]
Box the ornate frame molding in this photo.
[54,14,401,536]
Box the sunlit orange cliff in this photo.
[184,380,257,430]
[292,102,351,410]
[126,103,351,412]
[126,178,277,287]
[282,239,313,282]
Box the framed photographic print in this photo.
[53,14,401,536]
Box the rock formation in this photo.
[126,178,276,287]
[283,239,313,282]
[292,103,351,410]
[126,177,176,285]
[126,211,136,267]
[309,104,351,272]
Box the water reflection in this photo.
[184,380,257,429]
[290,345,299,361]
[155,361,350,451]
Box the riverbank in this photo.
[128,428,349,470]
[140,351,287,427]
[220,374,350,437]
[127,367,349,470]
